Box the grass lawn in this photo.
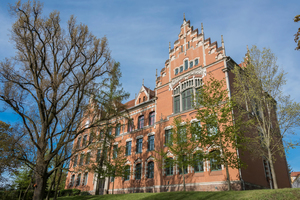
[56,188,300,200]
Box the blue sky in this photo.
[0,0,299,171]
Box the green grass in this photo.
[56,188,300,200]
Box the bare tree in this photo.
[0,1,116,199]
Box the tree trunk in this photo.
[53,167,63,200]
[225,163,231,191]
[22,182,32,200]
[181,166,186,191]
[112,177,115,194]
[268,151,278,189]
[46,169,57,200]
[33,155,48,200]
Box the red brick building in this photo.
[65,18,291,194]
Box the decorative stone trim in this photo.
[136,135,143,139]
[147,132,155,136]
[126,138,132,142]
[164,125,173,130]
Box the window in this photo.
[192,121,201,139]
[165,129,172,145]
[194,153,204,172]
[136,138,143,153]
[76,137,82,149]
[76,174,81,186]
[70,174,75,187]
[108,128,112,135]
[83,172,88,186]
[188,41,190,49]
[190,61,193,68]
[195,59,199,66]
[113,145,118,159]
[180,66,183,73]
[147,162,154,178]
[115,124,121,136]
[127,119,133,132]
[126,141,132,156]
[138,115,144,129]
[86,152,91,164]
[148,135,154,151]
[124,165,130,181]
[179,156,188,174]
[149,112,155,126]
[73,155,78,167]
[96,150,101,162]
[175,68,179,75]
[181,45,183,52]
[182,88,193,111]
[79,154,84,166]
[89,133,93,144]
[210,150,222,171]
[143,96,146,102]
[139,98,141,103]
[165,158,173,176]
[184,60,188,70]
[179,126,187,143]
[82,135,88,147]
[174,96,180,114]
[135,163,142,180]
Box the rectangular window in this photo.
[165,129,172,145]
[188,41,190,48]
[85,152,91,164]
[76,137,81,149]
[79,154,84,166]
[175,68,179,75]
[136,138,143,153]
[184,60,188,70]
[147,162,154,178]
[148,135,154,151]
[126,141,132,156]
[195,59,198,66]
[70,175,75,186]
[181,45,183,52]
[149,112,155,126]
[73,155,78,167]
[96,150,101,162]
[82,135,87,147]
[76,174,81,186]
[115,124,120,136]
[179,156,188,174]
[138,116,144,129]
[180,66,183,73]
[194,159,204,172]
[113,145,118,159]
[174,96,180,114]
[190,61,193,68]
[182,88,193,111]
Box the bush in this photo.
[0,190,33,200]
[80,191,90,196]
[60,189,81,197]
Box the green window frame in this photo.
[182,88,193,111]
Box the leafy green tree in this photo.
[294,14,300,50]
[157,117,201,191]
[232,45,300,189]
[194,77,246,191]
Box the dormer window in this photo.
[143,96,146,102]
[139,98,141,103]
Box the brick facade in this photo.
[65,18,291,194]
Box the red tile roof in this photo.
[291,172,300,177]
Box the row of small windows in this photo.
[69,172,88,187]
[165,151,222,176]
[123,161,155,181]
[179,41,191,53]
[124,135,155,156]
[73,152,91,167]
[175,58,199,75]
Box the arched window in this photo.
[124,165,130,181]
[138,115,144,129]
[147,161,154,178]
[210,150,222,171]
[73,155,78,167]
[83,172,88,186]
[76,174,81,186]
[82,135,88,147]
[79,154,84,166]
[184,60,188,70]
[165,158,173,176]
[127,118,134,132]
[135,163,142,180]
[85,152,91,164]
[178,155,188,174]
[70,174,75,187]
[149,112,155,126]
[115,124,121,136]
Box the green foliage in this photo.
[59,189,81,197]
[232,45,300,189]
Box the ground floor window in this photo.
[147,161,154,178]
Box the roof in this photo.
[124,99,135,108]
[291,172,300,177]
[124,85,155,109]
